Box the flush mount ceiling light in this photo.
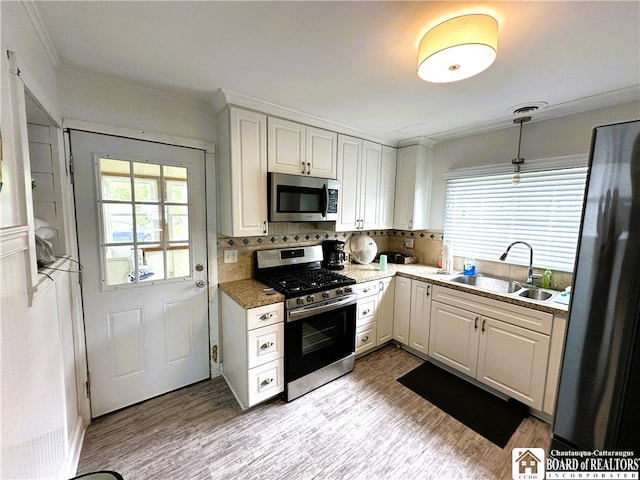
[417,14,498,83]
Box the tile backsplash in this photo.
[216,223,572,290]
[216,224,443,283]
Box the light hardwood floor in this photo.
[77,345,551,479]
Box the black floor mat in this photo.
[397,361,528,448]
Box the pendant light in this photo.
[417,14,498,83]
[511,116,531,185]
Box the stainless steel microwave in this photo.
[268,173,340,222]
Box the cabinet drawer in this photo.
[247,358,284,407]
[356,323,377,355]
[247,303,284,330]
[357,281,379,298]
[247,323,284,369]
[357,296,378,327]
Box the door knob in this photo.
[195,279,206,288]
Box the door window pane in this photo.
[166,244,190,279]
[133,162,160,202]
[97,157,192,289]
[166,205,189,241]
[100,159,132,201]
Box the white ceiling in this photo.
[32,1,640,144]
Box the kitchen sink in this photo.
[449,274,522,294]
[518,288,553,301]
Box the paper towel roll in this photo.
[442,243,453,273]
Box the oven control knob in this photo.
[296,297,304,305]
[306,295,315,303]
[336,288,344,294]
[344,286,353,293]
[322,292,330,299]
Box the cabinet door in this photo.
[306,126,337,178]
[429,301,480,377]
[378,146,397,229]
[267,117,306,175]
[377,278,395,345]
[228,107,268,236]
[409,280,431,354]
[393,146,416,230]
[360,141,381,230]
[477,317,550,410]
[393,276,411,344]
[335,135,361,231]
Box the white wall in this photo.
[58,67,216,143]
[1,3,85,479]
[429,101,640,230]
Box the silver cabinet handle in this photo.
[301,161,306,174]
[362,336,369,342]
[474,317,479,330]
[195,279,206,288]
[263,221,267,234]
[481,319,486,333]
[363,288,370,293]
[260,342,274,350]
[306,162,311,175]
[408,220,413,229]
[259,313,273,320]
[362,309,370,316]
[426,285,431,296]
[260,378,273,387]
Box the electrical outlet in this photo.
[404,238,414,248]
[224,249,238,263]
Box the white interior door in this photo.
[70,130,209,417]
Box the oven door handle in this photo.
[288,295,357,323]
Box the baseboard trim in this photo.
[60,416,86,479]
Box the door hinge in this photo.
[85,373,90,399]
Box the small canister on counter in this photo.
[379,254,387,271]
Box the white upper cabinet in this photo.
[267,117,337,178]
[306,126,337,178]
[393,144,433,231]
[268,117,306,175]
[217,106,268,237]
[378,146,397,229]
[335,135,381,231]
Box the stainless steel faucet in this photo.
[499,241,542,285]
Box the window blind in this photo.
[443,167,588,272]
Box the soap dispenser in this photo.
[463,257,476,276]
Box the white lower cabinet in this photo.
[393,276,411,344]
[408,280,431,354]
[429,286,551,410]
[221,292,284,410]
[355,277,395,355]
[377,277,395,344]
[393,277,431,354]
[356,281,379,355]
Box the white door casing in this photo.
[71,130,209,417]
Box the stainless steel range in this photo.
[256,245,357,401]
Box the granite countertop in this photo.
[218,262,569,315]
[218,278,285,309]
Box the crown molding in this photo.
[62,65,210,108]
[22,1,60,68]
[211,88,399,147]
[422,85,640,143]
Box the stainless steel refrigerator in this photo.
[551,120,640,451]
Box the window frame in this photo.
[442,154,588,273]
